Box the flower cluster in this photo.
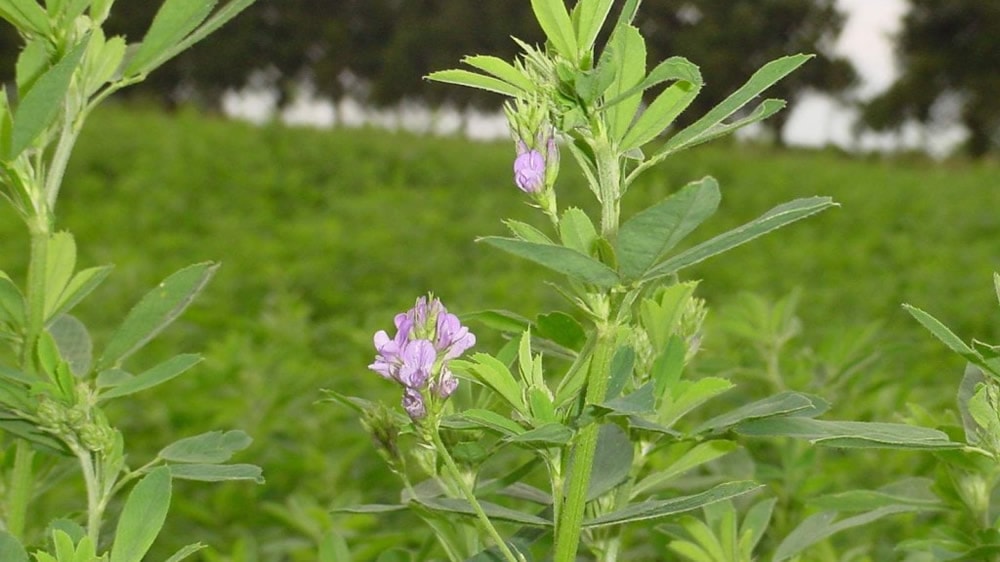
[369,295,475,420]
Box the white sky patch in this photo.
[835,0,908,98]
[224,0,965,155]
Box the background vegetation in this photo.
[0,104,993,559]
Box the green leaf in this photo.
[15,38,47,95]
[692,392,830,435]
[479,237,620,287]
[8,38,89,160]
[600,382,655,416]
[530,0,578,60]
[773,506,919,562]
[558,207,597,254]
[660,377,734,428]
[47,314,92,376]
[586,424,633,500]
[0,531,28,562]
[318,532,351,562]
[604,56,701,108]
[505,219,555,245]
[535,311,586,351]
[124,0,217,76]
[43,232,77,318]
[462,55,534,93]
[451,353,526,413]
[0,272,25,328]
[506,422,573,448]
[168,463,264,483]
[426,69,522,98]
[584,481,763,528]
[463,309,530,334]
[572,0,614,55]
[417,497,552,527]
[605,345,635,400]
[97,262,217,370]
[167,0,255,61]
[617,177,720,279]
[162,543,208,562]
[631,440,737,499]
[83,31,127,96]
[736,417,961,449]
[159,430,252,464]
[603,24,646,141]
[442,409,524,437]
[808,478,942,512]
[664,98,787,153]
[333,503,407,515]
[660,54,812,154]
[621,60,703,150]
[903,304,983,367]
[0,0,49,35]
[741,498,778,554]
[110,466,172,562]
[651,335,685,398]
[46,264,114,321]
[99,353,201,400]
[643,197,836,282]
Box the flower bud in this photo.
[37,397,68,429]
[79,421,114,452]
[514,144,546,194]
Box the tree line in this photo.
[1,1,996,156]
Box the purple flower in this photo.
[402,388,426,419]
[514,148,546,193]
[369,313,414,380]
[398,339,436,389]
[432,369,459,399]
[436,311,476,360]
[369,295,476,422]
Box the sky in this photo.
[785,0,965,154]
[229,0,966,155]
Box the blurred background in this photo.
[0,1,999,560]
[2,0,996,157]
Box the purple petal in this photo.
[436,312,476,359]
[514,150,545,193]
[402,388,426,420]
[398,339,436,388]
[433,369,459,398]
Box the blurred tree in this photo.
[636,0,858,144]
[1,0,855,139]
[861,0,1000,157]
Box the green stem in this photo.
[72,445,104,545]
[21,221,50,369]
[8,219,52,538]
[553,324,619,562]
[593,138,621,239]
[44,123,80,213]
[7,440,34,541]
[431,428,523,562]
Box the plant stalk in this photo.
[431,427,523,562]
[593,136,621,239]
[553,323,619,562]
[9,217,52,538]
[7,440,34,541]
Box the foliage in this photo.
[861,0,1000,157]
[0,100,991,558]
[0,0,259,560]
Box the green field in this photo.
[2,105,998,559]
